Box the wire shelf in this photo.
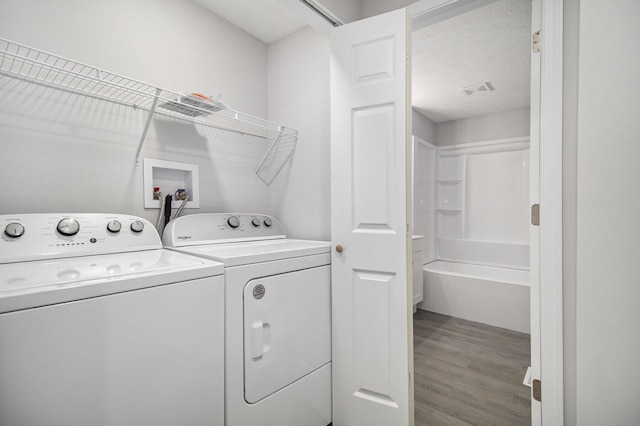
[0,37,297,175]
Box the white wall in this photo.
[0,0,266,116]
[318,0,363,23]
[0,0,272,225]
[412,108,436,142]
[574,0,640,423]
[434,107,530,146]
[361,0,415,19]
[266,27,331,240]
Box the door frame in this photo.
[408,1,564,423]
[278,0,565,423]
[534,1,564,423]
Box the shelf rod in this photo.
[1,37,299,182]
[1,52,158,99]
[157,98,288,134]
[0,70,135,108]
[149,108,268,139]
[1,52,296,135]
[0,68,291,142]
[135,87,161,165]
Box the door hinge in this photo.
[532,379,542,401]
[531,204,540,226]
[533,31,542,53]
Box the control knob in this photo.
[263,218,273,227]
[227,216,240,228]
[4,223,25,238]
[57,218,80,236]
[130,220,145,233]
[106,220,122,233]
[251,218,261,227]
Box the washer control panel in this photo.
[0,214,161,264]
[163,213,285,247]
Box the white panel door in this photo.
[331,9,413,426]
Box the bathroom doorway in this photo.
[411,0,534,423]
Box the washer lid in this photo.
[169,239,331,267]
[0,249,224,313]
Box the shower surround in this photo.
[416,137,530,333]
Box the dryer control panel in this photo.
[0,214,161,264]
[163,213,286,247]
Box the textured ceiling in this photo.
[412,0,532,123]
[193,0,532,123]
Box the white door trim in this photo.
[529,1,542,423]
[537,0,564,423]
[280,0,565,422]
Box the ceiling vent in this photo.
[462,82,496,95]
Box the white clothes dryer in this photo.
[0,213,225,426]
[163,213,332,426]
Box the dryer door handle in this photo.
[250,321,271,360]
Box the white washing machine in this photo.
[0,213,225,426]
[163,213,332,426]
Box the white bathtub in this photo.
[420,261,530,333]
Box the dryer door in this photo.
[243,265,331,403]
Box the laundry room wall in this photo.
[571,0,640,423]
[318,0,363,23]
[361,0,415,19]
[266,26,331,240]
[0,0,275,224]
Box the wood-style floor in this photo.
[413,310,531,426]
